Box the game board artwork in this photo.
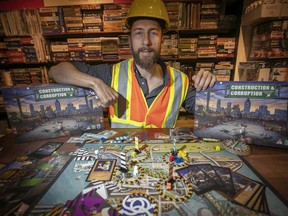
[194,81,288,148]
[1,84,104,142]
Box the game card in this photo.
[177,165,218,194]
[245,184,264,211]
[67,137,86,144]
[252,185,265,212]
[4,202,30,216]
[30,142,63,158]
[212,166,235,198]
[196,163,224,190]
[74,161,94,173]
[233,180,262,206]
[260,187,270,214]
[231,172,254,195]
[86,159,116,182]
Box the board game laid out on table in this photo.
[0,128,287,215]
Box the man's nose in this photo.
[143,33,151,46]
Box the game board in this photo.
[19,133,287,216]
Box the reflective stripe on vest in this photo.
[109,59,188,128]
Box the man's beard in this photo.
[132,46,160,70]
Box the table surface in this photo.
[1,128,288,212]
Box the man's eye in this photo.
[150,32,158,36]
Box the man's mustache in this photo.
[138,47,154,52]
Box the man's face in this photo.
[130,19,164,70]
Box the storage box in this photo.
[1,84,104,142]
[193,81,288,149]
[242,1,283,26]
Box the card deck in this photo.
[176,162,269,214]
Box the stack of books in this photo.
[197,35,217,58]
[102,4,128,32]
[101,37,119,61]
[81,4,103,33]
[161,34,178,59]
[39,7,65,34]
[118,35,132,60]
[178,37,198,59]
[63,6,83,33]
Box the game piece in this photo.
[166,182,172,190]
[215,146,221,151]
[139,144,148,151]
[119,152,128,173]
[203,138,220,142]
[133,165,138,177]
[134,137,140,154]
[131,151,137,158]
[177,150,187,158]
[172,137,177,155]
[168,162,174,183]
[223,139,251,156]
[169,155,175,162]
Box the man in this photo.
[49,0,216,128]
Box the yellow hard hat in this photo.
[125,0,170,32]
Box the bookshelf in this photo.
[0,0,243,118]
[234,0,288,81]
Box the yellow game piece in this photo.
[135,137,139,150]
[132,151,137,158]
[215,145,221,151]
[177,150,187,158]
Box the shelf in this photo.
[42,28,236,38]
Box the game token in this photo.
[156,176,193,202]
[116,193,158,215]
[223,139,251,156]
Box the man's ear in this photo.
[161,35,165,44]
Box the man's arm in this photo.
[49,62,118,107]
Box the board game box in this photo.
[193,81,288,149]
[1,84,104,142]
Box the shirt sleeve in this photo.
[182,85,196,114]
[71,61,113,86]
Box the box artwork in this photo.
[194,81,288,149]
[1,84,104,142]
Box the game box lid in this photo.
[1,84,104,142]
[193,81,288,149]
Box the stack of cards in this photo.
[176,164,269,214]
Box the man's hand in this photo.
[92,79,118,108]
[192,69,217,91]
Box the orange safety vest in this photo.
[109,58,189,128]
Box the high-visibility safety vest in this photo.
[109,58,189,128]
